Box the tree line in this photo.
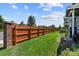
[0,15,63,30]
[0,15,4,29]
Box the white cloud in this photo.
[34,13,37,16]
[11,4,18,10]
[48,3,63,8]
[24,5,29,10]
[3,16,15,22]
[41,11,65,27]
[39,3,63,11]
[24,13,30,18]
[43,8,51,11]
[42,11,65,20]
[3,16,9,20]
[25,13,37,17]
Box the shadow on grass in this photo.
[0,47,5,50]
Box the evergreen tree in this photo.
[19,21,24,25]
[27,16,36,26]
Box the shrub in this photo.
[60,48,79,56]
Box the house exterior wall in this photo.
[75,17,79,33]
[64,3,79,40]
[64,9,79,39]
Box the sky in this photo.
[0,3,71,27]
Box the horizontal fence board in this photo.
[15,35,29,43]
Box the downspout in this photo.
[72,8,75,37]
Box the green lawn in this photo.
[0,29,2,32]
[0,31,60,56]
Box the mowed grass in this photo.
[0,29,2,32]
[0,31,60,56]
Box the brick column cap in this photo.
[4,21,13,25]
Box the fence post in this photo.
[43,28,44,35]
[44,28,46,34]
[46,28,47,34]
[12,25,16,45]
[28,27,31,40]
[37,28,39,37]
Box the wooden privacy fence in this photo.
[12,26,54,44]
[3,21,56,48]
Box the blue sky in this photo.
[0,3,71,27]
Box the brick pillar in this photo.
[3,21,14,48]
